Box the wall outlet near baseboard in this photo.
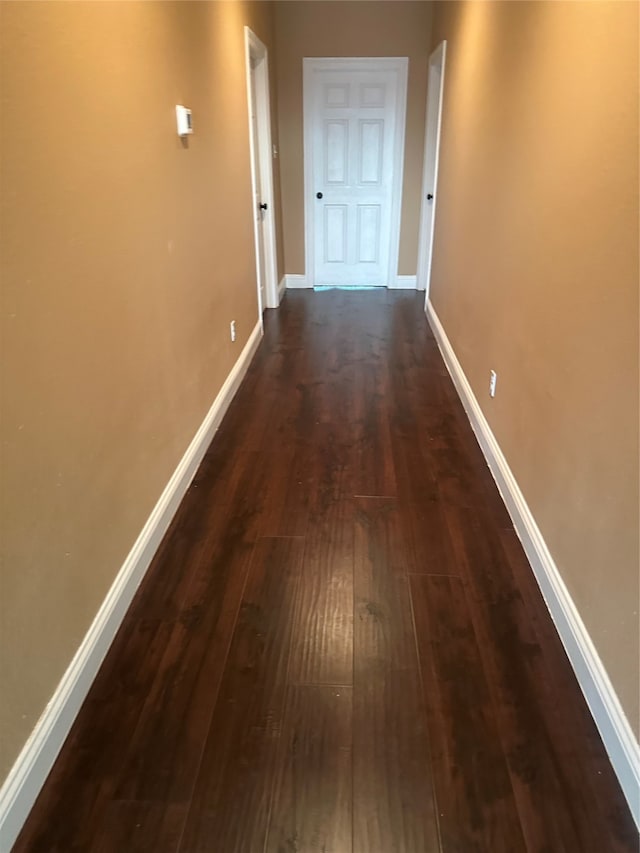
[489,370,497,397]
[230,320,236,342]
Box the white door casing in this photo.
[303,58,408,288]
[417,41,447,299]
[244,28,279,316]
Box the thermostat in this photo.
[176,105,193,136]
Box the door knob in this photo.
[259,202,268,210]
[316,192,323,199]
[427,193,433,200]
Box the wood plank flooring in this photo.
[15,291,637,852]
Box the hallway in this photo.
[15,292,636,852]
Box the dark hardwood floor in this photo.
[15,291,637,852]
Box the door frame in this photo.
[417,40,447,301]
[302,57,409,289]
[244,27,279,316]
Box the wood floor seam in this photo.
[405,570,463,579]
[406,560,445,853]
[174,534,257,853]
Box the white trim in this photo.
[426,300,640,829]
[277,276,286,302]
[0,321,263,852]
[244,27,279,312]
[388,60,408,290]
[302,57,408,289]
[417,41,447,298]
[284,274,310,289]
[389,275,417,290]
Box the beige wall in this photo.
[0,0,281,781]
[274,0,433,276]
[429,1,639,733]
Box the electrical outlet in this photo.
[230,320,236,342]
[489,370,497,398]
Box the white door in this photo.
[304,59,408,288]
[244,27,279,313]
[417,41,447,299]
[250,60,267,313]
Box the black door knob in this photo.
[259,202,268,210]
[427,193,434,201]
[316,192,323,199]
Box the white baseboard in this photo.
[277,276,286,302]
[389,274,417,290]
[426,300,640,829]
[284,274,310,289]
[0,320,263,851]
[284,274,417,291]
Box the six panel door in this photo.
[308,65,404,287]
